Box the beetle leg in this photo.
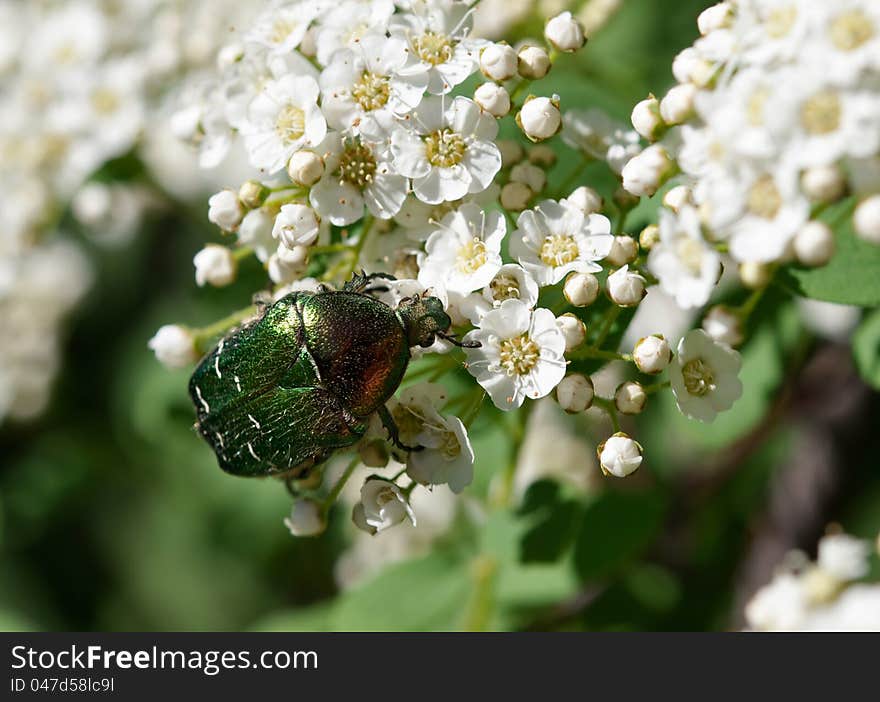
[377,404,423,453]
[345,271,396,294]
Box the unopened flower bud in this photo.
[621,144,675,197]
[563,271,599,307]
[633,334,671,374]
[615,381,647,415]
[613,186,640,210]
[358,440,390,468]
[529,144,557,167]
[801,165,846,204]
[148,324,198,369]
[557,312,586,350]
[793,221,835,267]
[510,162,546,193]
[299,28,316,58]
[631,95,665,141]
[474,82,510,117]
[480,42,518,81]
[606,265,646,306]
[284,498,326,537]
[517,46,551,79]
[287,150,324,186]
[194,244,237,287]
[217,42,244,70]
[739,261,772,289]
[565,185,603,214]
[208,189,244,231]
[662,184,692,212]
[854,195,880,245]
[639,224,660,250]
[556,373,594,413]
[498,139,524,167]
[660,83,697,125]
[268,244,309,283]
[545,11,586,52]
[672,47,714,87]
[500,181,532,211]
[517,95,561,142]
[238,180,269,209]
[702,305,743,346]
[273,203,319,248]
[597,432,643,478]
[698,2,733,35]
[605,235,639,266]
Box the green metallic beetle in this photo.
[189,273,473,478]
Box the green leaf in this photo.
[778,200,880,306]
[853,308,880,390]
[517,480,581,564]
[249,603,336,632]
[573,489,667,582]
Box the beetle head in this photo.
[398,295,452,348]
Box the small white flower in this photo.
[463,299,567,410]
[606,265,647,307]
[701,306,743,346]
[615,381,647,415]
[208,190,243,232]
[247,2,318,54]
[417,202,505,296]
[544,12,586,52]
[352,478,416,534]
[148,325,197,369]
[854,195,880,245]
[597,432,643,478]
[390,96,501,205]
[284,498,327,537]
[474,82,510,117]
[510,199,613,286]
[605,236,639,267]
[648,206,721,309]
[563,272,600,307]
[557,313,586,350]
[659,83,697,125]
[817,533,870,582]
[242,75,327,174]
[669,329,742,422]
[633,334,671,374]
[631,95,664,141]
[238,209,276,263]
[272,204,320,249]
[455,263,540,325]
[517,45,550,79]
[407,415,475,494]
[314,1,396,66]
[563,186,603,215]
[697,2,733,35]
[745,573,808,632]
[268,243,309,284]
[479,43,517,81]
[193,244,237,288]
[518,96,561,142]
[555,373,594,413]
[621,144,675,197]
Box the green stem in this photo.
[567,347,632,362]
[591,305,622,349]
[644,380,670,395]
[462,555,498,632]
[192,304,258,349]
[323,457,359,511]
[346,215,375,277]
[593,397,621,432]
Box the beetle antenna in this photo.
[438,331,481,348]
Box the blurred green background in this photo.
[2,0,879,632]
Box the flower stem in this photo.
[192,304,258,349]
[323,457,359,512]
[591,305,622,349]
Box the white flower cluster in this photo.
[745,529,880,631]
[623,0,880,305]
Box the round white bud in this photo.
[273,203,320,248]
[739,261,772,289]
[474,82,511,117]
[510,162,546,193]
[238,180,268,209]
[480,43,518,81]
[633,334,671,374]
[660,83,697,125]
[283,498,326,537]
[208,189,244,231]
[662,184,692,212]
[557,312,587,351]
[621,144,675,197]
[517,96,562,142]
[697,2,733,35]
[287,150,324,186]
[498,139,525,167]
[615,381,647,415]
[598,432,643,478]
[563,272,600,307]
[702,305,743,347]
[794,221,835,267]
[631,95,665,141]
[193,244,237,287]
[672,47,714,87]
[517,46,551,80]
[500,181,533,211]
[606,265,647,306]
[854,195,880,245]
[639,224,660,250]
[605,235,639,267]
[801,165,846,203]
[299,28,316,58]
[556,373,594,413]
[268,244,309,284]
[148,325,198,369]
[564,185,603,214]
[545,11,586,52]
[529,144,557,167]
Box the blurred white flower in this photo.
[669,329,742,422]
[352,477,416,534]
[148,325,198,369]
